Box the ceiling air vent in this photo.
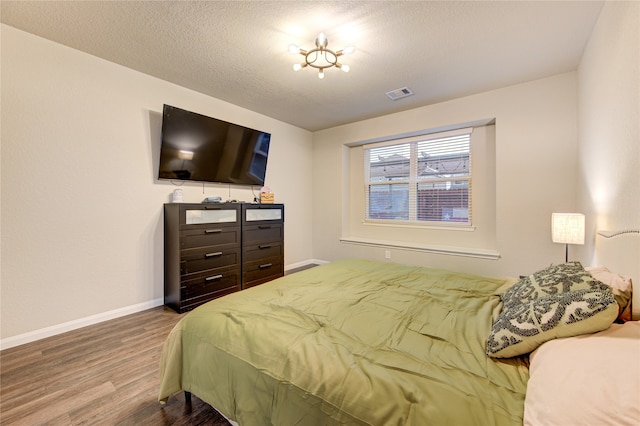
[385,87,414,101]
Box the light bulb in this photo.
[293,63,302,71]
[342,46,355,55]
[316,32,328,49]
[288,44,301,54]
[341,64,350,72]
[318,69,325,79]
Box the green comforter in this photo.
[159,259,529,425]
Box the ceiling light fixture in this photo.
[289,33,354,79]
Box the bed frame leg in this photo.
[184,391,192,404]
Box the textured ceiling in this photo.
[1,1,603,131]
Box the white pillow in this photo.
[524,321,640,426]
[586,266,633,321]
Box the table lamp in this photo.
[552,213,585,262]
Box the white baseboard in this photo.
[0,298,165,351]
[285,258,328,271]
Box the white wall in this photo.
[0,25,314,345]
[312,73,579,279]
[576,1,640,315]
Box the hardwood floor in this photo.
[0,306,232,425]
[0,265,317,425]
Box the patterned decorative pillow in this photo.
[501,262,610,309]
[487,288,618,358]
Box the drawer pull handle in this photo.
[205,229,223,234]
[258,225,271,229]
[205,274,223,281]
[258,244,272,249]
[205,252,223,258]
[259,263,273,269]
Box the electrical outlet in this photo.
[384,250,391,259]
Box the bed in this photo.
[158,257,639,425]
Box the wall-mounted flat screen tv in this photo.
[158,104,271,186]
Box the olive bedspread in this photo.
[159,259,529,425]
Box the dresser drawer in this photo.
[243,223,283,244]
[181,267,241,303]
[181,247,240,276]
[179,284,239,312]
[243,241,283,263]
[180,225,240,250]
[180,286,239,312]
[180,205,239,226]
[243,257,284,288]
[242,205,283,224]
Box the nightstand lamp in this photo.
[552,213,585,262]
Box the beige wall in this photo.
[576,1,640,315]
[2,1,638,345]
[312,72,580,279]
[0,25,313,346]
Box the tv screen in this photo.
[158,104,271,186]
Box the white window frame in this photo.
[364,128,473,228]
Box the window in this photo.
[364,128,472,226]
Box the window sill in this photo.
[363,220,475,232]
[340,236,501,260]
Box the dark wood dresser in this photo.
[164,202,284,313]
[241,204,285,289]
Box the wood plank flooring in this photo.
[1,266,318,425]
[0,306,232,425]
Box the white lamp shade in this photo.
[552,213,585,245]
[178,150,194,160]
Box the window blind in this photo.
[364,129,472,225]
